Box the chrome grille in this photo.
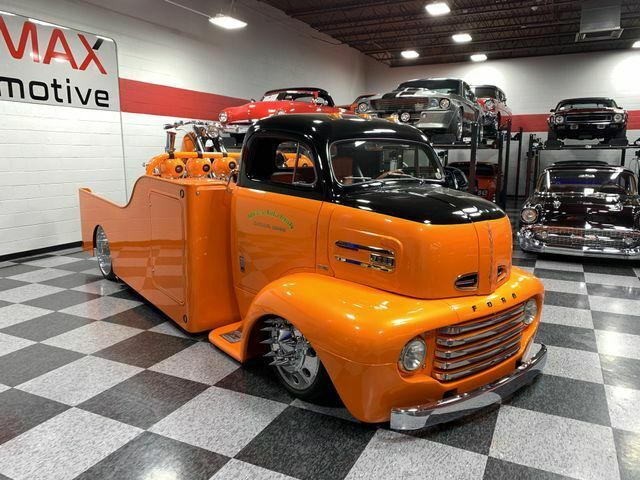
[369,98,427,112]
[433,303,525,382]
[565,113,612,123]
[531,226,640,250]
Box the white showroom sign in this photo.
[0,10,119,111]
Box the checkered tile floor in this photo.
[0,229,639,480]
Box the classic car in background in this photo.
[218,87,348,143]
[547,97,628,144]
[448,161,499,201]
[472,84,512,138]
[518,160,640,258]
[358,78,483,142]
[164,120,226,153]
[340,93,375,111]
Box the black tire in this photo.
[449,110,463,142]
[275,360,338,404]
[615,128,628,140]
[547,129,557,141]
[94,225,117,281]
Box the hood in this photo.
[368,88,455,102]
[337,183,505,225]
[530,193,640,229]
[328,185,512,300]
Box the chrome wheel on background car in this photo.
[263,317,320,391]
[95,225,116,280]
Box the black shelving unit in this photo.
[433,121,514,209]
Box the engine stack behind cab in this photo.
[79,113,546,430]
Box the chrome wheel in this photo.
[263,318,320,391]
[95,225,114,279]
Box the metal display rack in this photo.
[521,135,640,200]
[433,121,522,209]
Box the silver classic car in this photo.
[357,78,483,142]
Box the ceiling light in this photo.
[470,53,488,62]
[425,2,450,16]
[401,50,420,59]
[209,14,247,29]
[633,40,640,48]
[452,33,472,43]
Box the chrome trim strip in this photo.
[434,335,523,370]
[438,304,525,335]
[334,255,393,273]
[390,344,547,430]
[335,240,394,256]
[435,326,524,359]
[432,342,521,381]
[518,231,640,259]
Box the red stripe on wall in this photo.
[119,78,246,120]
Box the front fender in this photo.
[240,268,543,366]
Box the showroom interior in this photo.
[1,0,640,479]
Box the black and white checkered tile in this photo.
[0,228,638,480]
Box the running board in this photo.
[209,321,244,361]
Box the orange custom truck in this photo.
[79,113,546,430]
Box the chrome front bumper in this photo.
[390,344,547,431]
[221,123,251,135]
[518,232,640,259]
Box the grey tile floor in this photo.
[0,228,638,480]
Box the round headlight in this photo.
[485,99,495,110]
[554,115,564,124]
[521,207,538,224]
[207,124,220,138]
[439,98,451,109]
[357,102,369,113]
[400,111,411,122]
[613,113,624,123]
[429,98,439,108]
[523,299,538,325]
[399,337,426,372]
[218,111,228,123]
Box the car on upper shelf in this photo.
[218,87,349,143]
[339,93,376,111]
[358,78,484,142]
[547,97,628,144]
[471,85,512,138]
[518,160,640,258]
[448,161,499,201]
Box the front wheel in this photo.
[263,317,337,403]
[449,110,463,142]
[95,225,117,281]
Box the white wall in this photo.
[0,0,375,256]
[365,50,640,196]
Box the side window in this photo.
[244,137,317,189]
[464,83,474,101]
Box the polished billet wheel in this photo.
[95,225,116,280]
[262,317,334,402]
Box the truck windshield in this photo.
[538,169,637,195]
[330,140,443,186]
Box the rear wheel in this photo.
[263,317,336,403]
[95,225,117,281]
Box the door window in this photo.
[243,137,318,191]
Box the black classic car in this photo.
[518,161,640,258]
[359,78,483,142]
[547,97,628,144]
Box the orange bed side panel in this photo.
[78,176,240,332]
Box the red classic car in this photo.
[471,85,512,138]
[219,87,348,143]
[448,161,499,202]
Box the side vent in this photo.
[497,265,508,284]
[455,272,478,291]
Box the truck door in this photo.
[232,134,323,303]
